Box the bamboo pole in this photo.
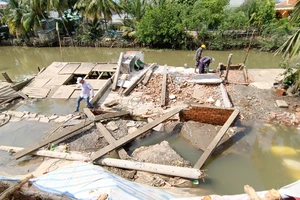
[56,22,64,62]
[243,30,255,65]
[0,174,33,200]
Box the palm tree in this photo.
[119,0,147,39]
[2,0,29,38]
[74,0,121,31]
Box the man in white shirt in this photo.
[74,77,94,112]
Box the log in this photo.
[97,158,203,180]
[0,174,33,200]
[224,54,233,82]
[244,185,282,200]
[244,185,261,200]
[112,52,124,91]
[193,109,239,169]
[220,83,232,108]
[123,63,157,96]
[83,108,95,121]
[142,67,154,85]
[90,107,182,161]
[161,65,168,106]
[90,78,112,104]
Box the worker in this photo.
[195,44,206,73]
[74,77,94,112]
[134,58,145,71]
[198,56,213,74]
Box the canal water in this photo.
[1,46,300,195]
[0,46,285,81]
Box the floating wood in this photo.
[161,65,168,106]
[220,83,232,108]
[58,63,81,74]
[94,110,130,122]
[97,158,203,179]
[123,63,157,96]
[244,185,282,200]
[51,85,75,99]
[93,63,117,72]
[22,87,50,99]
[45,74,72,86]
[90,107,182,161]
[193,109,239,169]
[27,78,50,88]
[112,52,124,91]
[14,120,94,159]
[0,174,33,200]
[96,123,129,159]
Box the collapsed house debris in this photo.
[1,51,300,199]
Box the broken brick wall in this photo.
[179,104,234,125]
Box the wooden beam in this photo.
[0,174,33,200]
[220,83,232,108]
[83,108,95,121]
[161,65,168,106]
[96,123,129,159]
[90,78,112,104]
[112,52,124,90]
[97,72,104,80]
[94,110,130,122]
[224,54,233,82]
[14,120,94,159]
[142,67,154,85]
[123,63,157,96]
[90,107,182,161]
[193,109,239,169]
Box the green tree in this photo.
[74,0,121,30]
[187,0,229,30]
[136,3,188,49]
[1,0,29,38]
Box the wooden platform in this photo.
[22,61,116,100]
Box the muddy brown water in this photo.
[0,46,288,81]
[1,46,300,195]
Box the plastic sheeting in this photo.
[31,161,177,200]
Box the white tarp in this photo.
[31,161,177,200]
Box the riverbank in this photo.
[0,59,300,198]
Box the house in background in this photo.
[275,0,299,18]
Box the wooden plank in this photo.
[112,52,124,90]
[74,63,96,74]
[84,79,107,90]
[94,110,130,122]
[59,63,80,74]
[51,85,75,99]
[90,79,112,104]
[142,68,154,85]
[39,62,68,78]
[90,107,182,161]
[96,122,129,159]
[123,63,157,96]
[45,74,72,86]
[22,87,50,98]
[83,108,95,121]
[193,109,239,169]
[14,120,94,159]
[93,63,117,72]
[161,65,168,106]
[27,78,50,88]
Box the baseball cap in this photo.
[76,77,83,84]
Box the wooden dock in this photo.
[22,62,117,100]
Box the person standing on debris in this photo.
[74,77,94,112]
[134,58,145,71]
[198,56,213,74]
[195,44,206,73]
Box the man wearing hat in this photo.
[74,77,94,112]
[195,44,206,73]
